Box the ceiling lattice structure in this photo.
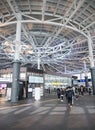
[0,0,95,75]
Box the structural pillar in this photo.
[80,72,83,85]
[11,62,20,102]
[11,14,21,102]
[85,76,88,88]
[90,67,95,95]
[83,60,88,88]
[38,53,40,69]
[87,32,95,95]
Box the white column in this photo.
[87,32,94,67]
[80,72,83,85]
[38,53,40,69]
[11,13,22,102]
[88,32,95,94]
[83,60,87,76]
[15,14,21,60]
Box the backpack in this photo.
[67,90,72,98]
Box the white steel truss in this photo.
[0,0,95,75]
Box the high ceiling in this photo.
[0,0,95,75]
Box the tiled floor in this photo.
[0,94,95,130]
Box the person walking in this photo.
[65,86,74,108]
[60,88,64,101]
[57,88,60,100]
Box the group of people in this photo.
[56,85,93,108]
[57,88,64,101]
[57,86,74,108]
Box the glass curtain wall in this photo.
[44,74,72,94]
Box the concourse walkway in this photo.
[0,94,95,130]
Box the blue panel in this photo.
[80,79,85,82]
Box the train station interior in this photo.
[0,0,95,130]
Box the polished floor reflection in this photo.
[0,94,95,130]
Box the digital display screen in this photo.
[29,76,44,83]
